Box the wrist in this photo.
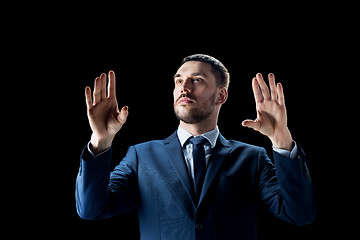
[270,128,294,151]
[90,134,114,155]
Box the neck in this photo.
[180,117,217,136]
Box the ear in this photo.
[216,87,228,105]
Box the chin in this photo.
[174,105,190,118]
[174,105,213,125]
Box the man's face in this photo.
[173,61,219,124]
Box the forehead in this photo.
[175,61,214,78]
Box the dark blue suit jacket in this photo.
[76,132,316,239]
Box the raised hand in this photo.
[242,73,293,151]
[85,71,129,154]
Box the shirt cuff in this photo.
[272,141,298,159]
[87,141,111,158]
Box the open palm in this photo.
[242,73,293,150]
[85,71,128,153]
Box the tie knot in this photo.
[189,136,208,146]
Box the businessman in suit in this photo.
[76,54,316,239]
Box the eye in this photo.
[175,79,183,84]
[192,78,202,83]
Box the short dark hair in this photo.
[181,54,230,89]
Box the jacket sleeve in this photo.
[75,145,138,220]
[258,145,317,226]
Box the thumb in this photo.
[117,106,129,125]
[242,119,260,131]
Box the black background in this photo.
[43,4,355,239]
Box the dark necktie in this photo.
[190,136,208,202]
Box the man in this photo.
[76,54,316,239]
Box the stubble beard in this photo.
[174,93,216,124]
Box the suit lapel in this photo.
[199,134,231,204]
[163,132,196,204]
[163,132,232,207]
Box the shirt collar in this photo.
[177,125,219,149]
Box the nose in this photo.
[180,78,192,93]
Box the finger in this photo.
[268,73,277,101]
[108,70,116,99]
[85,86,93,109]
[252,78,263,104]
[242,119,260,131]
[256,73,270,100]
[93,77,101,104]
[117,106,129,125]
[100,73,107,100]
[277,82,285,106]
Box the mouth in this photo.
[177,97,194,105]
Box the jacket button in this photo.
[195,223,204,230]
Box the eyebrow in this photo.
[174,72,207,79]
